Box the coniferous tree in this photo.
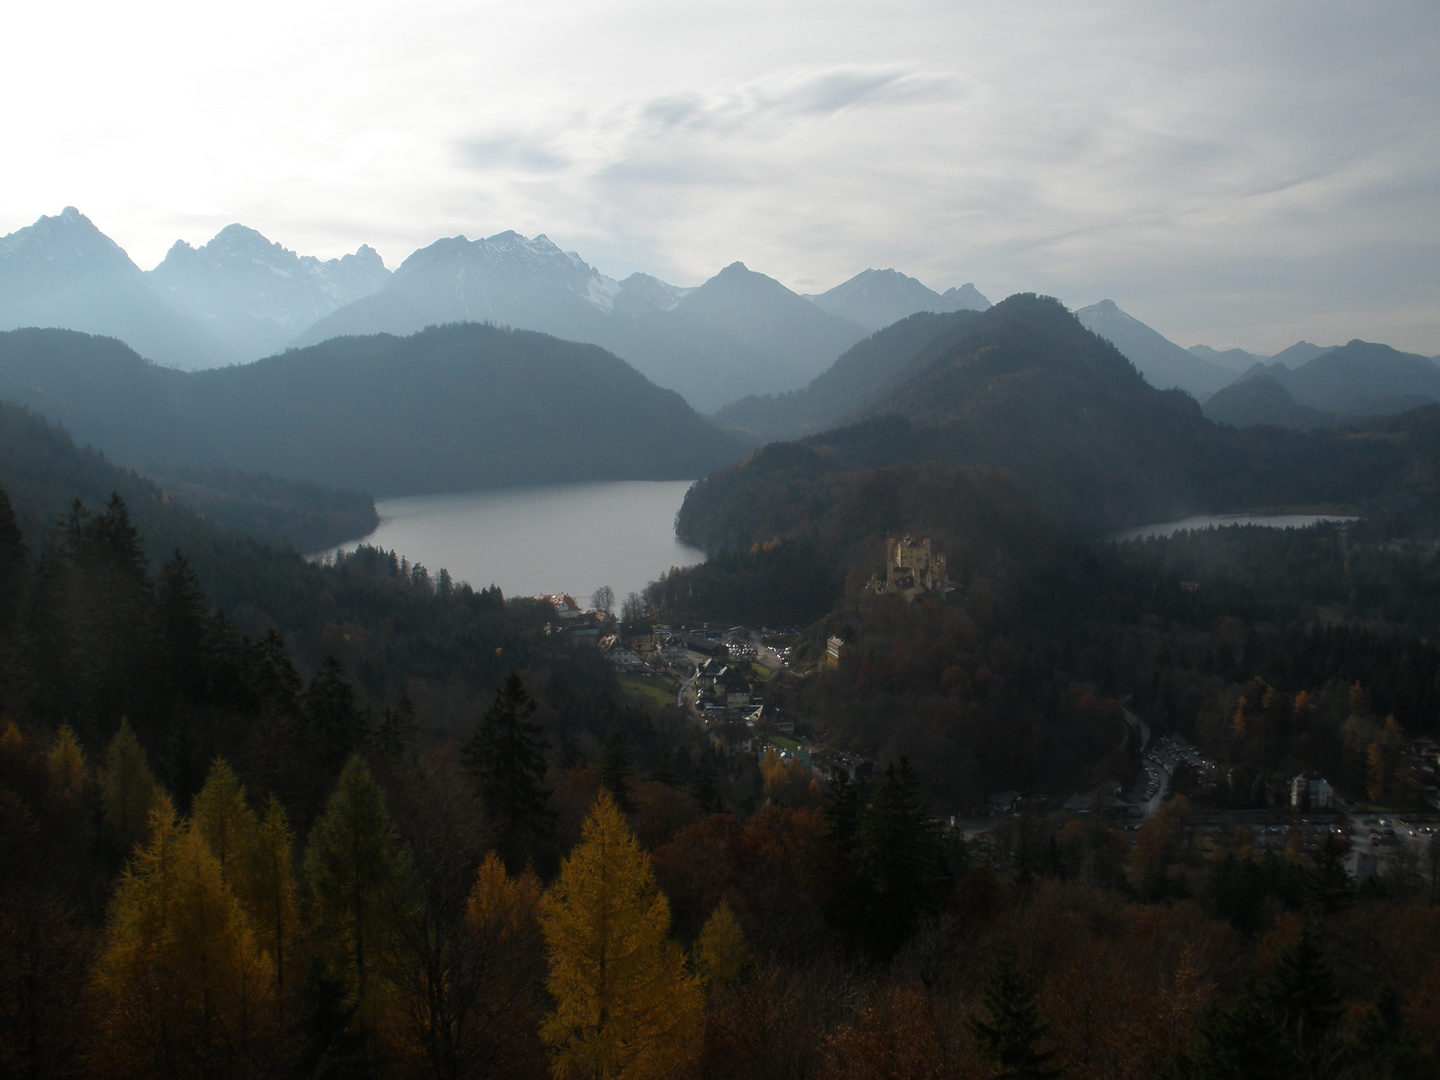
[462,670,553,870]
[191,757,259,886]
[968,939,1062,1080]
[853,757,950,954]
[247,794,300,1023]
[1176,983,1290,1080]
[305,755,416,1051]
[1306,832,1352,915]
[1352,983,1430,1080]
[93,794,272,1078]
[539,792,703,1080]
[1265,921,1346,1078]
[691,755,722,815]
[102,718,159,852]
[597,730,635,813]
[303,656,365,780]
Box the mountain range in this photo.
[805,268,990,331]
[1,208,1003,412]
[0,208,389,369]
[0,324,746,499]
[1203,340,1440,429]
[291,235,880,411]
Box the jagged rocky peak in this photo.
[0,206,140,276]
[612,272,693,317]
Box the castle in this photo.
[867,536,951,600]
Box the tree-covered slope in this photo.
[711,310,980,443]
[678,295,1440,549]
[0,324,747,497]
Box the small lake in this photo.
[1109,512,1360,542]
[311,480,705,604]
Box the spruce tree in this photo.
[968,939,1062,1080]
[854,757,951,954]
[462,670,553,870]
[1265,920,1345,1078]
[1306,832,1352,915]
[597,730,635,813]
[1352,983,1428,1080]
[691,755,722,815]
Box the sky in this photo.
[2,0,1437,355]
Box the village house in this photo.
[1289,773,1334,811]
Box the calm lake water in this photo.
[312,480,705,603]
[1110,512,1360,542]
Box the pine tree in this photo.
[462,670,553,870]
[967,939,1062,1080]
[539,792,703,1080]
[305,756,415,1036]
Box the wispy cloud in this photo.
[637,66,960,136]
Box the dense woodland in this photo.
[5,301,1440,1078]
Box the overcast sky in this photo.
[2,0,1436,354]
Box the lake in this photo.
[1109,512,1360,542]
[311,480,706,604]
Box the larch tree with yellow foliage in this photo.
[46,724,89,802]
[101,719,158,852]
[540,791,703,1080]
[93,794,273,1078]
[192,759,299,1017]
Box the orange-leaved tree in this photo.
[540,791,703,1080]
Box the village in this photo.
[533,533,1440,890]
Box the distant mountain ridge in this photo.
[1204,339,1440,428]
[150,223,390,361]
[1074,300,1233,400]
[806,268,990,331]
[294,234,870,411]
[0,325,746,497]
[0,208,388,369]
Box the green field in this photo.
[618,674,678,710]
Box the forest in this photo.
[3,337,1440,1078]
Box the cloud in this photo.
[637,66,960,136]
[456,135,571,173]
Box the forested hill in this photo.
[0,324,747,495]
[711,310,980,442]
[678,294,1440,548]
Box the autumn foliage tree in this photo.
[540,791,703,1080]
